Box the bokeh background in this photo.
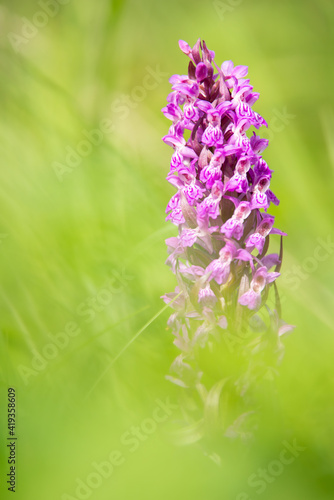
[0,0,334,498]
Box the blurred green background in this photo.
[0,0,334,498]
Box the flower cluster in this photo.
[161,39,293,438]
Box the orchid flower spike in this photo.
[161,39,294,441]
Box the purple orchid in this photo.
[238,266,280,310]
[245,214,287,253]
[161,39,293,439]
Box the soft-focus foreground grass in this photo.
[0,1,334,499]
